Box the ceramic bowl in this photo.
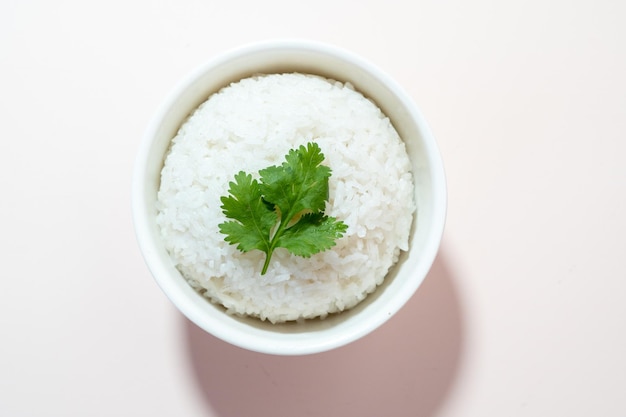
[132,40,446,355]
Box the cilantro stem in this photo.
[261,252,272,275]
[260,215,290,275]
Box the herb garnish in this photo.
[218,142,348,275]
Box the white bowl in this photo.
[132,40,446,355]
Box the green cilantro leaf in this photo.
[218,171,278,254]
[275,212,348,257]
[259,142,331,219]
[218,142,347,275]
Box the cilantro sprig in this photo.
[218,142,348,275]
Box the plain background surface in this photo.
[2,0,625,416]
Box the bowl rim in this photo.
[132,39,447,355]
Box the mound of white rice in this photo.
[156,73,415,323]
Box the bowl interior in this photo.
[133,41,446,355]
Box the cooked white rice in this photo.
[156,73,415,323]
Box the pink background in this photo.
[2,0,625,416]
